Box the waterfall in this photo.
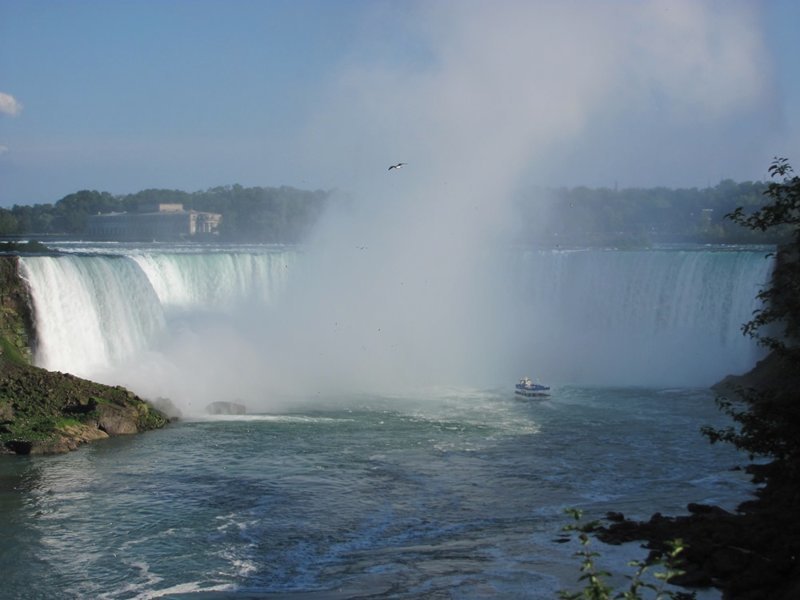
[18,249,297,379]
[18,245,772,391]
[510,247,773,386]
[130,251,295,310]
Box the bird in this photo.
[388,162,407,171]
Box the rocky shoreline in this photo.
[0,254,169,455]
[0,359,169,454]
[597,354,800,599]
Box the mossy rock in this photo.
[0,256,35,366]
[0,359,168,455]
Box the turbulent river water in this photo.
[1,243,773,598]
[1,386,752,599]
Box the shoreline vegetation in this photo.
[0,178,792,246]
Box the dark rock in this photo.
[206,401,247,415]
[686,503,731,516]
[706,545,752,576]
[96,402,140,435]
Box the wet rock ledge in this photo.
[0,361,169,454]
[0,254,169,455]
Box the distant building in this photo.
[85,203,222,241]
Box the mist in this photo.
[250,2,770,394]
[80,1,774,412]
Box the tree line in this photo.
[0,178,787,244]
[0,185,330,243]
[516,178,783,245]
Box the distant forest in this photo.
[0,185,330,243]
[0,179,785,245]
[516,178,783,246]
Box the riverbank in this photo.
[598,353,800,599]
[0,358,169,455]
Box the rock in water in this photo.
[205,401,247,415]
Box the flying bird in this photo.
[388,162,407,171]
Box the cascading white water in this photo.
[130,251,296,310]
[18,249,297,379]
[18,245,772,394]
[18,255,166,376]
[510,247,773,386]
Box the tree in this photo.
[726,158,800,355]
[53,190,121,233]
[702,158,800,469]
[0,208,18,235]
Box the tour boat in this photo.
[515,376,550,398]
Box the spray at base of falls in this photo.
[19,245,771,413]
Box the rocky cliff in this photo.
[0,255,35,364]
[0,253,168,455]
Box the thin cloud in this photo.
[0,92,23,117]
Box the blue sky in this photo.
[1,0,799,206]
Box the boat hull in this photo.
[515,388,550,398]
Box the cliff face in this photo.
[0,255,168,455]
[0,361,169,454]
[0,256,35,364]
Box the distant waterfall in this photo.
[510,248,773,386]
[18,249,296,378]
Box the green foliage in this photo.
[727,159,800,355]
[0,357,169,453]
[702,388,800,463]
[517,179,778,246]
[559,509,693,600]
[1,413,64,442]
[0,240,52,254]
[137,403,169,430]
[727,159,800,241]
[54,417,83,429]
[53,190,119,233]
[2,178,782,245]
[4,185,330,243]
[703,158,800,470]
[727,158,800,353]
[559,509,613,600]
[0,335,27,364]
[0,208,18,235]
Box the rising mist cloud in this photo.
[261,0,775,395]
[303,0,772,190]
[203,0,777,401]
[91,1,779,409]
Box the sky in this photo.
[1,0,799,207]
